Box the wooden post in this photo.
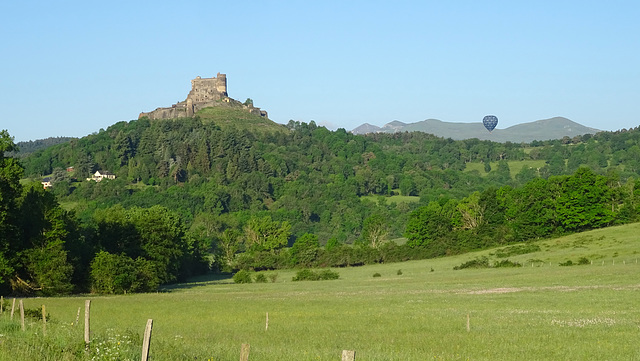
[10,298,16,320]
[240,343,250,361]
[74,306,81,326]
[342,350,356,361]
[265,312,269,331]
[84,300,91,345]
[1,295,3,313]
[42,304,47,335]
[19,299,25,331]
[141,319,153,361]
[466,313,471,332]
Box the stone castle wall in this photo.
[139,73,266,120]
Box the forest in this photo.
[2,112,640,295]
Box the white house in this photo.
[87,171,116,182]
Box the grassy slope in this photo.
[196,106,286,133]
[4,223,640,360]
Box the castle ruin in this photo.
[139,73,268,120]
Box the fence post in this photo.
[240,343,250,361]
[42,304,47,335]
[265,312,269,331]
[74,306,81,327]
[342,350,356,361]
[10,298,16,320]
[84,300,91,346]
[1,295,3,313]
[19,299,25,331]
[467,313,471,332]
[141,319,153,361]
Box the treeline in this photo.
[230,167,640,272]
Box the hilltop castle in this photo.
[139,73,267,120]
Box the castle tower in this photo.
[216,72,228,96]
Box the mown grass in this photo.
[2,223,640,360]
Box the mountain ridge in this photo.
[352,117,601,143]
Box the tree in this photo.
[361,214,388,249]
[17,184,75,295]
[214,229,242,272]
[404,201,454,249]
[290,233,320,266]
[554,168,614,232]
[0,130,22,292]
[244,216,291,253]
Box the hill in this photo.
[353,116,601,142]
[11,136,76,157]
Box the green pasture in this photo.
[465,159,546,178]
[2,224,640,360]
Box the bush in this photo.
[493,259,522,268]
[232,270,253,284]
[577,257,590,265]
[268,273,278,283]
[317,269,340,280]
[292,269,339,281]
[292,269,317,281]
[559,260,574,266]
[453,256,490,270]
[397,269,403,275]
[254,273,268,283]
[373,272,381,277]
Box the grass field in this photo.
[2,224,639,360]
[465,160,547,178]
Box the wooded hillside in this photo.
[4,115,640,294]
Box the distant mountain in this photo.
[352,117,601,143]
[351,123,381,134]
[381,120,407,132]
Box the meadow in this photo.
[2,224,639,360]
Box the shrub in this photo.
[254,273,267,283]
[232,270,253,284]
[292,269,339,281]
[397,269,403,275]
[559,260,574,267]
[373,272,381,277]
[317,269,339,280]
[292,269,317,281]
[577,257,590,265]
[268,273,278,283]
[493,259,522,268]
[453,256,490,270]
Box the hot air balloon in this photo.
[483,115,498,133]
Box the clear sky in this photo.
[2,0,639,142]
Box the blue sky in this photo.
[1,0,639,141]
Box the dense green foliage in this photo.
[0,130,207,295]
[5,117,640,294]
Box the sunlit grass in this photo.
[3,223,640,360]
[465,159,546,178]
